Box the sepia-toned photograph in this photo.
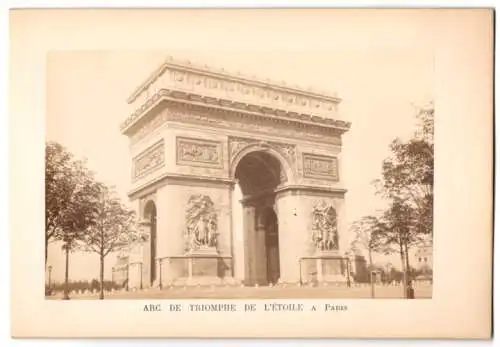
[45,48,434,300]
[10,8,492,339]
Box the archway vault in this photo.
[230,142,296,187]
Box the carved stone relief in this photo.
[183,194,219,252]
[302,153,339,181]
[272,142,297,170]
[228,137,256,163]
[176,137,223,168]
[133,141,165,180]
[311,200,339,252]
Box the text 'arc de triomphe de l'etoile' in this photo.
[119,57,353,289]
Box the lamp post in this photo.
[140,262,143,290]
[126,264,130,291]
[158,258,163,290]
[344,252,351,288]
[48,265,53,293]
[370,270,376,298]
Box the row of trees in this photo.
[350,104,434,298]
[46,279,124,294]
[45,142,144,300]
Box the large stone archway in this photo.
[121,57,351,288]
[233,150,283,286]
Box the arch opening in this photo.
[233,150,283,286]
[234,151,284,198]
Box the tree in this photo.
[45,142,74,265]
[371,198,424,297]
[45,141,101,299]
[365,103,434,298]
[374,104,434,236]
[78,184,140,300]
[350,215,383,297]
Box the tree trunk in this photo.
[404,234,411,285]
[368,249,374,298]
[45,239,48,266]
[99,253,105,300]
[63,245,70,300]
[399,234,408,298]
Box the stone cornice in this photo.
[275,185,347,197]
[127,56,342,106]
[128,172,234,200]
[121,88,351,136]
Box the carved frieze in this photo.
[123,59,342,125]
[129,104,343,147]
[176,136,223,168]
[302,153,339,181]
[132,141,165,180]
[162,67,339,115]
[311,201,339,252]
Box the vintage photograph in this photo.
[45,48,434,300]
[10,7,492,339]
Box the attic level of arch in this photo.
[122,88,350,131]
[123,93,350,147]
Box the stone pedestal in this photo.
[188,247,219,278]
[169,247,236,287]
[314,251,348,284]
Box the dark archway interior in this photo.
[262,207,280,285]
[144,201,157,285]
[234,151,282,197]
[235,151,282,285]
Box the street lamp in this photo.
[126,264,130,291]
[140,263,143,290]
[48,265,53,293]
[344,252,351,288]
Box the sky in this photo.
[46,48,433,282]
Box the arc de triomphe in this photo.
[120,57,352,288]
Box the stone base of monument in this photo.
[172,276,223,287]
[310,251,349,285]
[165,247,239,287]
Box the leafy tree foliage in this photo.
[374,105,434,236]
[78,184,140,299]
[351,104,434,298]
[45,142,101,299]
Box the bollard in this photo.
[406,281,415,299]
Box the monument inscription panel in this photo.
[302,153,339,181]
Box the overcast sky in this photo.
[46,48,433,282]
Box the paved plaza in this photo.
[48,283,432,300]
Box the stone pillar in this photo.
[157,185,184,285]
[139,219,152,288]
[154,182,234,286]
[242,204,256,285]
[275,192,308,284]
[231,183,246,282]
[255,217,268,285]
